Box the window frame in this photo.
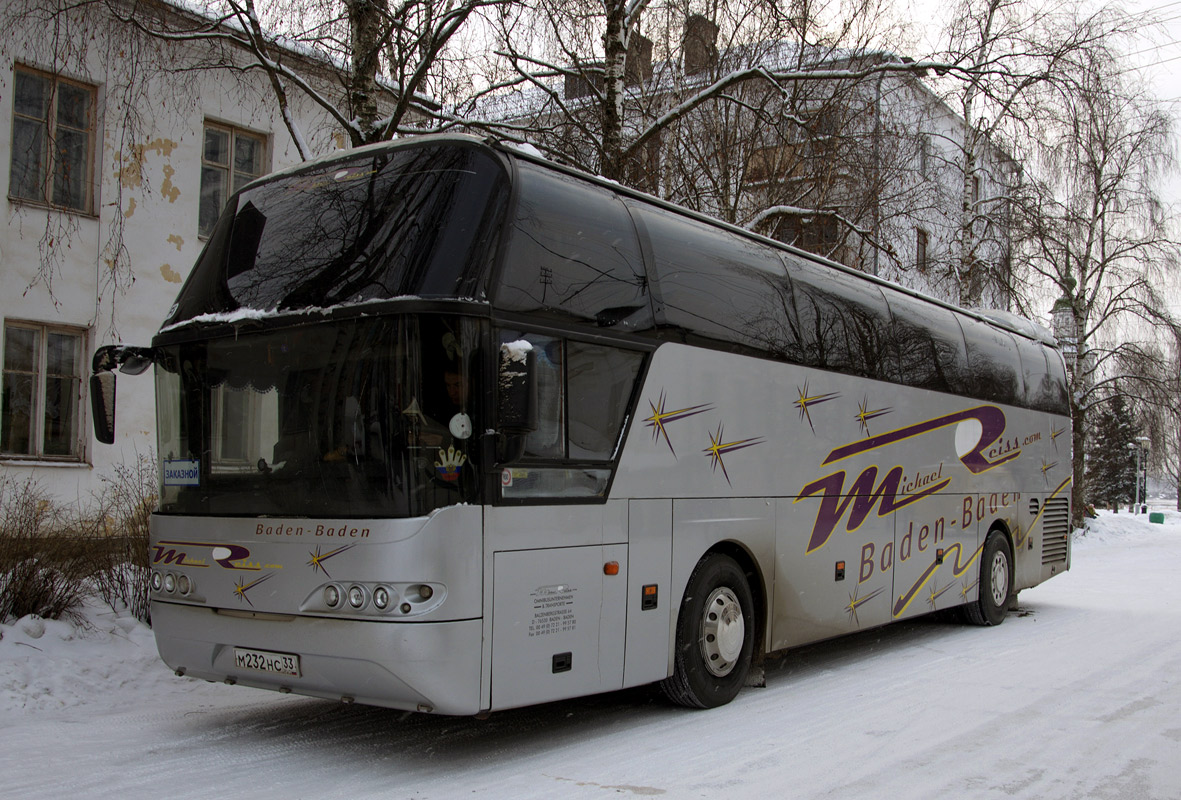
[1,320,88,462]
[199,120,268,239]
[494,326,648,504]
[8,63,98,215]
[915,228,929,272]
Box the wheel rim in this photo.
[700,587,745,677]
[990,549,1009,607]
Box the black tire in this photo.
[661,553,755,709]
[964,531,1012,626]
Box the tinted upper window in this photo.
[784,253,892,379]
[631,203,791,351]
[497,159,1067,415]
[882,291,968,392]
[961,321,1024,405]
[1017,336,1069,414]
[165,143,509,326]
[497,163,652,329]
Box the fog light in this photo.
[151,571,163,592]
[419,584,434,600]
[400,603,412,614]
[348,585,366,609]
[373,586,391,610]
[177,574,192,596]
[163,573,176,593]
[324,585,341,608]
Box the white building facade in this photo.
[1,0,343,502]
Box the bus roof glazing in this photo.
[155,135,1066,416]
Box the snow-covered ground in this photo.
[3,509,1180,799]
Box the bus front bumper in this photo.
[152,601,484,715]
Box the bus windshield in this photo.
[166,143,508,325]
[155,315,483,517]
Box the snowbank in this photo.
[0,598,222,716]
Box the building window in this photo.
[916,228,929,272]
[919,135,931,177]
[747,144,795,185]
[199,122,266,237]
[971,174,982,206]
[775,213,840,256]
[9,65,97,214]
[1,322,85,459]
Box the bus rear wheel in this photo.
[963,531,1012,626]
[661,553,755,709]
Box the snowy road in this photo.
[3,511,1180,799]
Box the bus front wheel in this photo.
[661,553,755,709]
[964,531,1012,626]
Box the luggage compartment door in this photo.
[490,544,627,710]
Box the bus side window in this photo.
[882,292,968,393]
[497,329,645,500]
[963,323,1024,406]
[630,203,791,354]
[497,331,565,459]
[567,341,643,460]
[784,255,891,379]
[1018,337,1069,414]
[527,335,564,459]
[497,164,652,329]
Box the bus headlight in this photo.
[347,585,367,609]
[324,584,342,608]
[302,582,444,616]
[373,586,391,610]
[163,573,176,593]
[177,574,192,596]
[151,571,163,592]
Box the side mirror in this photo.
[91,372,116,444]
[497,340,537,437]
[93,344,154,375]
[90,344,154,446]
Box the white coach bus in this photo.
[92,135,1072,714]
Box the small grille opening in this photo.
[1041,497,1070,564]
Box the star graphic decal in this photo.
[795,381,840,433]
[926,580,956,610]
[855,394,893,438]
[644,390,714,458]
[846,585,885,626]
[233,573,274,607]
[1041,457,1059,485]
[307,544,355,578]
[703,422,765,486]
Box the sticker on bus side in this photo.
[163,460,200,486]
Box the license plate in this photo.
[233,647,301,678]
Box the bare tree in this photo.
[923,0,1142,308]
[115,0,510,150]
[1011,41,1178,525]
[1144,330,1181,511]
[462,0,941,184]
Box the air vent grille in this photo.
[1041,497,1070,564]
